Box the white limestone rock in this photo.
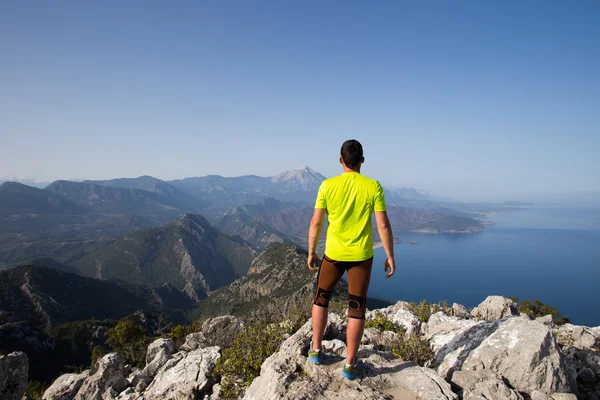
[75,353,128,400]
[42,370,89,400]
[143,346,221,400]
[471,295,519,321]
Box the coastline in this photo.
[373,237,401,249]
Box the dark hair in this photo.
[341,140,364,169]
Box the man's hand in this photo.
[308,252,319,272]
[384,258,396,278]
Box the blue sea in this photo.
[370,206,600,327]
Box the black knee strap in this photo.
[347,293,367,319]
[313,287,333,308]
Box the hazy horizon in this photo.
[2,166,599,205]
[2,2,599,202]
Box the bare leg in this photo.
[345,317,365,364]
[311,304,328,350]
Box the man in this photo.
[307,139,396,380]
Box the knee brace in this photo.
[347,293,367,319]
[313,287,333,308]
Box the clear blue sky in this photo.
[1,1,599,201]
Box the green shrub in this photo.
[391,336,435,367]
[106,321,149,367]
[90,345,108,368]
[511,298,571,326]
[213,323,286,398]
[166,324,193,346]
[408,300,435,322]
[366,311,405,335]
[25,381,48,400]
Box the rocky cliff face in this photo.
[0,351,28,400]
[43,295,600,400]
[72,214,255,301]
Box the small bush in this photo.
[366,311,405,335]
[408,300,435,322]
[166,324,193,346]
[90,345,108,368]
[106,321,149,367]
[213,323,286,398]
[25,381,48,400]
[391,336,435,367]
[511,298,571,326]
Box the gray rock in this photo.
[42,370,89,400]
[243,318,457,400]
[202,315,245,340]
[75,353,128,400]
[143,346,220,400]
[536,315,555,327]
[452,303,469,318]
[180,332,207,352]
[128,374,153,392]
[531,391,553,400]
[146,338,177,365]
[143,347,172,377]
[554,324,599,349]
[451,369,500,390]
[366,302,420,337]
[463,379,525,400]
[115,387,143,400]
[471,295,519,321]
[550,394,578,400]
[322,339,346,357]
[431,316,575,394]
[210,383,221,400]
[361,328,400,350]
[0,352,28,400]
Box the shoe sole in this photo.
[309,357,322,364]
[341,371,357,380]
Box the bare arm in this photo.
[375,211,396,278]
[307,208,326,271]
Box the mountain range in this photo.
[0,166,492,271]
[72,213,255,301]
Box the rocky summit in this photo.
[27,295,599,400]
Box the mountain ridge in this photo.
[71,213,256,302]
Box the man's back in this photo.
[316,171,386,261]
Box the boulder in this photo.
[143,346,221,400]
[452,369,524,399]
[462,379,525,400]
[0,352,28,400]
[452,303,469,319]
[143,347,173,377]
[430,315,576,394]
[361,327,400,350]
[128,374,153,392]
[146,338,177,365]
[471,295,519,321]
[366,302,420,337]
[75,353,128,400]
[202,315,245,340]
[550,394,578,400]
[554,324,599,349]
[243,318,457,400]
[42,370,89,400]
[536,315,555,327]
[180,332,208,352]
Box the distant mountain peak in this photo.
[271,167,326,192]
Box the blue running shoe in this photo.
[308,349,323,364]
[342,362,359,380]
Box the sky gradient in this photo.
[1,1,599,201]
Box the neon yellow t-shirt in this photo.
[315,172,386,261]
